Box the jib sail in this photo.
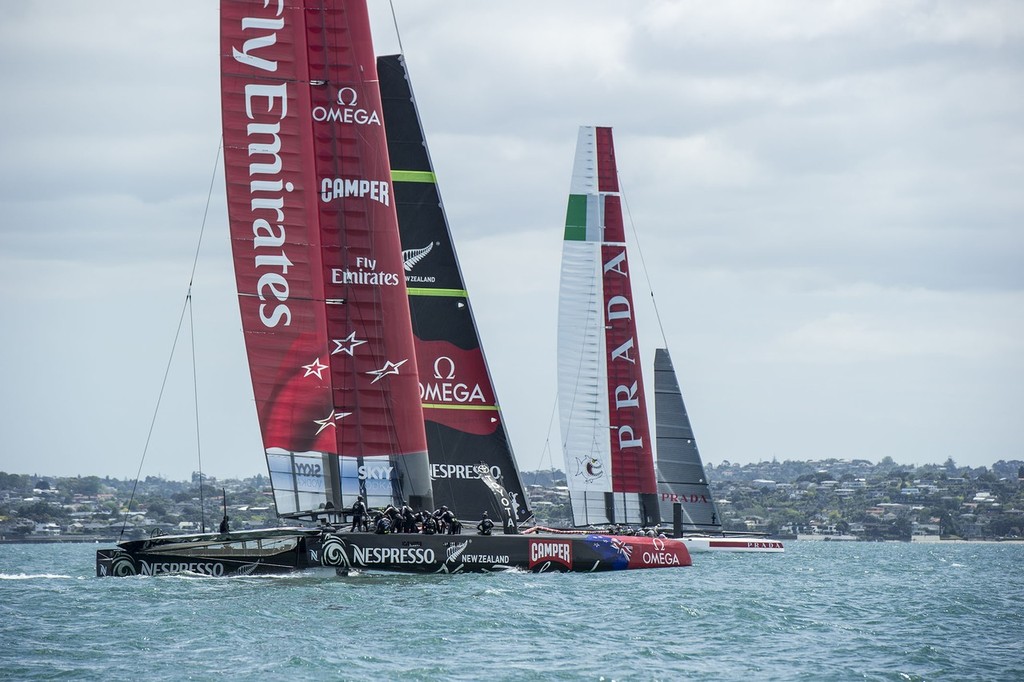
[378,53,532,525]
[654,348,722,531]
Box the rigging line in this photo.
[118,143,223,540]
[118,294,192,542]
[189,294,206,533]
[388,0,405,55]
[619,172,668,350]
[188,143,223,288]
[539,389,560,472]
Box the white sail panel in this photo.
[558,239,612,502]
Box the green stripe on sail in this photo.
[391,169,437,184]
[422,403,501,411]
[564,194,588,241]
[408,287,467,298]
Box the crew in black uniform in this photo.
[350,496,367,532]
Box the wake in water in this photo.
[0,573,73,580]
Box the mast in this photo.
[557,126,659,527]
[378,54,533,524]
[220,0,433,518]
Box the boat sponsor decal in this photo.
[351,545,436,566]
[319,535,352,568]
[320,177,390,206]
[420,356,486,404]
[708,539,785,550]
[403,243,435,272]
[331,331,367,357]
[475,463,522,533]
[331,256,401,287]
[417,341,501,435]
[138,560,226,577]
[104,551,137,577]
[358,464,394,481]
[292,460,323,478]
[313,409,352,436]
[445,540,470,563]
[431,464,502,480]
[302,356,328,380]
[366,358,409,384]
[660,492,710,504]
[232,15,297,330]
[461,554,511,564]
[575,455,605,483]
[602,240,655,493]
[627,537,689,569]
[528,540,573,570]
[583,534,689,569]
[403,242,440,284]
[311,86,382,126]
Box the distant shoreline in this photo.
[2,535,1022,546]
[0,536,115,545]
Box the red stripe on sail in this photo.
[595,126,619,193]
[596,127,655,494]
[601,239,656,493]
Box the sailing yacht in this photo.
[96,1,693,576]
[556,126,782,553]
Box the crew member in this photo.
[439,506,457,535]
[350,496,367,532]
[477,511,494,536]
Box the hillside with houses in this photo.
[2,458,1022,542]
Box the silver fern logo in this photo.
[403,243,434,271]
[446,540,469,563]
[404,242,439,284]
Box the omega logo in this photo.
[336,87,358,106]
[433,356,456,380]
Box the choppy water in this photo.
[1,541,1021,681]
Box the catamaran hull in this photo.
[681,536,785,553]
[96,530,691,576]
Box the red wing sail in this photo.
[220,0,432,515]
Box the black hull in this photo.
[96,528,691,576]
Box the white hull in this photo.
[682,536,785,553]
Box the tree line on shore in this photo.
[2,457,1022,540]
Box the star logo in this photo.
[302,357,328,380]
[367,358,408,384]
[313,409,352,435]
[331,332,367,357]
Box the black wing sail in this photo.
[378,54,532,525]
[655,348,723,532]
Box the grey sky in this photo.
[1,1,1021,480]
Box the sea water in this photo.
[1,541,1021,681]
